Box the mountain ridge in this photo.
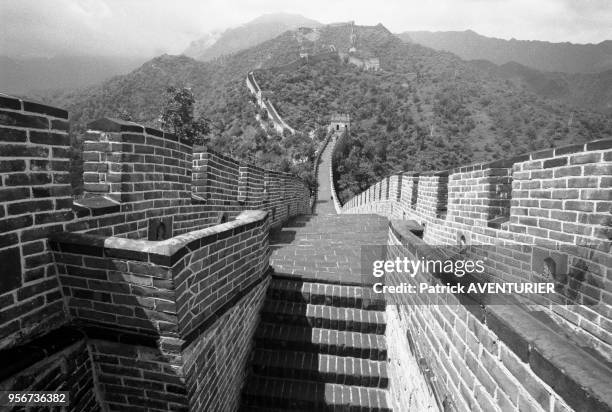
[469,60,612,114]
[184,13,322,61]
[399,30,612,74]
[21,22,612,201]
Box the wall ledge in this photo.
[50,210,268,267]
[73,196,120,217]
[86,117,182,144]
[388,220,612,412]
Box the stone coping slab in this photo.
[388,219,612,412]
[50,210,268,267]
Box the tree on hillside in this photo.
[160,86,210,145]
[116,108,133,121]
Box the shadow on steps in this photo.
[239,275,391,411]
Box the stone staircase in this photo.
[239,137,392,411]
[240,214,391,411]
[240,281,390,410]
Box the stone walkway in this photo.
[240,138,393,411]
[269,138,388,284]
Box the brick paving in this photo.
[240,140,392,411]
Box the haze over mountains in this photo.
[0,55,148,95]
[400,30,612,74]
[242,23,611,200]
[396,31,612,114]
[470,60,612,114]
[2,12,610,104]
[39,22,611,151]
[184,13,322,61]
[17,17,611,199]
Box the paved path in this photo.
[240,136,393,411]
[313,139,337,215]
[270,138,388,284]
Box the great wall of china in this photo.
[246,71,296,135]
[1,73,611,412]
[245,36,382,138]
[0,94,310,411]
[327,130,612,411]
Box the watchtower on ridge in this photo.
[330,113,350,133]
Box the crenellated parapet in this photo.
[82,117,192,204]
[342,139,611,248]
[0,94,312,411]
[191,147,310,227]
[335,137,612,412]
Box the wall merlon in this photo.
[1,96,74,350]
[82,118,192,203]
[0,93,315,411]
[340,136,612,369]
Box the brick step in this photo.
[250,349,389,388]
[287,214,385,223]
[268,278,385,310]
[241,376,391,411]
[270,230,387,242]
[271,231,386,240]
[279,219,387,227]
[261,300,386,334]
[275,218,387,233]
[254,323,387,361]
[272,224,388,234]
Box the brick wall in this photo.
[82,276,270,412]
[50,210,269,338]
[183,277,269,411]
[382,225,610,412]
[0,94,71,349]
[75,119,309,239]
[82,118,192,204]
[174,211,270,340]
[51,234,178,339]
[340,138,612,362]
[385,305,439,411]
[338,138,612,411]
[89,339,187,411]
[1,95,312,411]
[0,329,100,411]
[192,148,310,228]
[246,71,295,134]
[50,210,270,410]
[76,117,194,239]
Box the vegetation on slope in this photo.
[33,22,611,201]
[256,32,612,203]
[400,30,612,74]
[33,34,318,194]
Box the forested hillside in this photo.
[400,30,612,74]
[32,34,318,190]
[256,28,612,203]
[467,60,612,114]
[33,23,612,201]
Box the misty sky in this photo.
[1,0,611,58]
